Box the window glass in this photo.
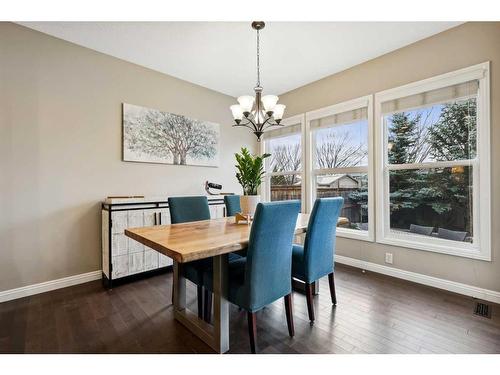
[267,133,302,172]
[385,98,477,164]
[315,173,368,231]
[270,174,302,202]
[314,120,368,168]
[389,166,473,243]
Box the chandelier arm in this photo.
[235,117,259,132]
[238,118,254,126]
[261,116,272,126]
[233,122,257,132]
[262,119,284,131]
[244,116,258,131]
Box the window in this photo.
[375,62,491,260]
[306,96,374,241]
[261,114,305,208]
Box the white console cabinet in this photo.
[101,196,226,287]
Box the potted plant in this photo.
[235,147,271,217]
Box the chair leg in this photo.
[284,293,295,337]
[305,282,315,322]
[328,272,337,305]
[197,286,203,319]
[204,289,212,323]
[247,312,257,354]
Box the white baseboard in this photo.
[2,258,499,306]
[0,270,102,303]
[335,255,500,304]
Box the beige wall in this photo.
[280,22,500,292]
[0,23,256,292]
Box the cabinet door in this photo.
[112,255,129,279]
[111,211,128,234]
[209,205,216,219]
[144,250,159,271]
[158,209,170,225]
[102,210,110,278]
[128,252,144,275]
[128,210,144,228]
[215,205,225,219]
[143,209,159,227]
[127,210,144,253]
[128,238,144,254]
[159,254,173,267]
[112,234,128,256]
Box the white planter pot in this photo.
[240,195,261,217]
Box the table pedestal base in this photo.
[173,255,229,353]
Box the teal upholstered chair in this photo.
[203,200,300,353]
[169,196,211,224]
[292,197,343,323]
[168,196,211,318]
[168,196,243,322]
[224,195,241,216]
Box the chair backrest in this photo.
[303,197,344,283]
[438,228,467,241]
[168,196,211,224]
[243,200,301,311]
[409,224,434,236]
[224,195,241,217]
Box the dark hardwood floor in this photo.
[1,264,499,354]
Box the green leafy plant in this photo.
[235,147,271,195]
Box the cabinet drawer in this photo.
[112,234,128,256]
[112,255,129,279]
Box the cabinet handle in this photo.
[154,212,157,226]
[159,212,162,225]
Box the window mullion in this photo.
[314,166,368,175]
[387,159,476,171]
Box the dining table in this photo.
[125,213,349,353]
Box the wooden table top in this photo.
[125,214,348,263]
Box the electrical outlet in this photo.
[385,252,393,264]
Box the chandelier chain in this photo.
[256,29,260,87]
[230,22,284,141]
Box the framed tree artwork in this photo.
[122,103,220,167]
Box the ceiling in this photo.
[19,22,461,97]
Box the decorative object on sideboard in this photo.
[235,147,270,219]
[229,21,286,141]
[205,181,222,195]
[123,103,220,167]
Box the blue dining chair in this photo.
[292,197,343,323]
[202,200,301,353]
[168,196,211,319]
[168,196,243,322]
[224,195,241,216]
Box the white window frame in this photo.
[374,62,491,261]
[305,95,374,242]
[261,114,306,211]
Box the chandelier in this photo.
[230,21,286,141]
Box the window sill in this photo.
[337,228,374,242]
[376,235,490,261]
